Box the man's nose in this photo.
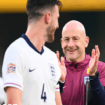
[68,40,74,47]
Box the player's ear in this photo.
[85,36,89,48]
[45,12,51,24]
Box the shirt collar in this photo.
[21,34,44,55]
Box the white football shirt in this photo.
[2,34,61,105]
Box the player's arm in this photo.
[2,46,24,105]
[6,87,22,105]
[55,91,62,105]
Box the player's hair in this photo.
[26,0,62,24]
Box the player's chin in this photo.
[47,36,54,43]
[47,39,54,43]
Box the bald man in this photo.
[60,20,105,105]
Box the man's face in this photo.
[61,27,88,62]
[46,5,59,42]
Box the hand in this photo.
[89,45,100,76]
[56,51,67,82]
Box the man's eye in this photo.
[64,39,69,41]
[73,37,78,40]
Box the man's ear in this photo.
[45,13,51,24]
[61,38,63,44]
[61,38,63,47]
[85,36,89,48]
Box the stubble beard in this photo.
[46,24,56,43]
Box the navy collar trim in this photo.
[21,34,44,55]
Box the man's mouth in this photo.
[67,49,76,52]
[69,50,76,54]
[69,50,75,52]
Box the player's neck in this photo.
[25,24,46,52]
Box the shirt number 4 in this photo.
[41,83,47,102]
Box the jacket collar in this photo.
[64,54,91,70]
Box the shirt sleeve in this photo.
[98,61,105,87]
[55,84,60,91]
[2,45,24,91]
[89,61,105,105]
[90,78,105,105]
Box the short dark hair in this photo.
[26,0,62,23]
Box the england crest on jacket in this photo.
[49,63,56,81]
[84,76,89,85]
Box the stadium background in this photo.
[0,0,105,74]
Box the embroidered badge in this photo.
[84,76,89,85]
[7,63,16,74]
[87,68,89,74]
[49,63,56,80]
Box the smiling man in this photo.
[60,20,105,105]
[61,20,88,62]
